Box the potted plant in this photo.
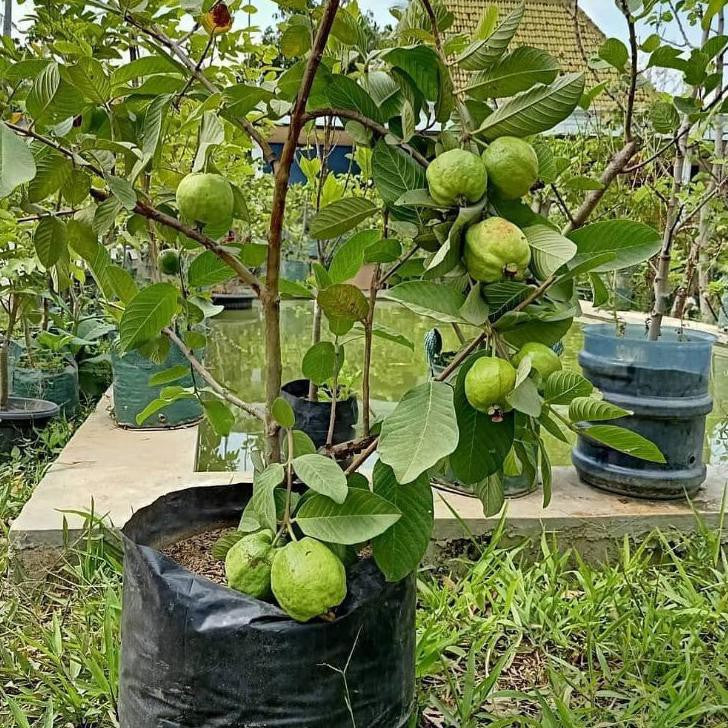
[1,0,665,723]
[572,0,725,499]
[0,216,59,452]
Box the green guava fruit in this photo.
[463,217,531,282]
[426,149,488,207]
[159,249,181,276]
[464,357,517,418]
[176,173,234,227]
[512,342,562,381]
[271,537,347,622]
[482,137,539,200]
[225,529,275,599]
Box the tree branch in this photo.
[163,327,265,420]
[563,140,638,234]
[7,122,263,295]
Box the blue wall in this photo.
[267,144,359,183]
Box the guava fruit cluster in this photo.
[426,139,539,284]
[464,342,563,421]
[225,531,347,623]
[176,172,234,227]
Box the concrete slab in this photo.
[430,467,728,563]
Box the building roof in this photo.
[448,0,608,80]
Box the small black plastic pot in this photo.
[573,324,715,499]
[281,379,358,448]
[119,484,416,728]
[0,396,60,454]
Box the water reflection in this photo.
[196,301,728,472]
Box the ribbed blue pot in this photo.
[572,324,715,499]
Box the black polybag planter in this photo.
[281,378,358,448]
[119,484,416,728]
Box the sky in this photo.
[4,0,698,48]
[4,1,636,42]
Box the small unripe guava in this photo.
[463,217,531,282]
[512,342,562,381]
[271,537,347,622]
[225,529,275,599]
[483,137,539,200]
[426,149,488,206]
[464,357,517,417]
[176,173,234,227]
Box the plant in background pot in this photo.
[0,216,59,453]
[573,0,726,499]
[1,0,667,725]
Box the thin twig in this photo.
[163,327,265,420]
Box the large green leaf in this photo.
[63,58,111,103]
[383,281,466,322]
[379,381,459,484]
[318,284,369,322]
[371,461,433,582]
[111,56,184,86]
[119,283,179,352]
[192,111,224,173]
[372,140,426,207]
[296,489,401,544]
[567,220,662,272]
[476,73,585,140]
[33,216,67,268]
[569,397,631,423]
[301,341,337,385]
[251,464,285,532]
[28,148,72,203]
[327,75,384,123]
[524,225,577,279]
[580,425,666,463]
[545,370,594,404]
[466,46,560,98]
[456,3,524,71]
[309,197,378,240]
[188,250,236,288]
[450,352,515,484]
[0,123,36,198]
[328,229,381,283]
[292,454,348,504]
[382,46,440,100]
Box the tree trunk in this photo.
[262,0,340,461]
[649,119,691,339]
[3,0,11,37]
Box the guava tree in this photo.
[0,0,665,620]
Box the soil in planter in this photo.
[162,527,230,585]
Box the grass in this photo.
[2,421,728,727]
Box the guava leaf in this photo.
[296,489,401,544]
[292,454,348,504]
[371,461,433,582]
[379,381,459,484]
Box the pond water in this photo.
[196,301,728,473]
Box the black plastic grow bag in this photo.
[119,484,416,728]
[281,378,358,449]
